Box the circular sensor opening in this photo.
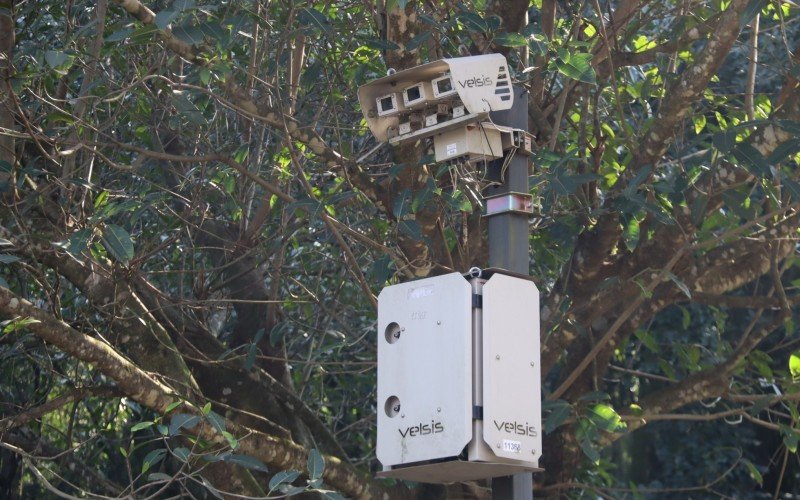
[384,396,401,418]
[384,322,402,344]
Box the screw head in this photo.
[401,414,405,418]
[530,361,535,366]
[437,407,441,412]
[495,354,500,360]
[496,443,501,449]
[437,320,441,325]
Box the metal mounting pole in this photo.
[485,86,534,500]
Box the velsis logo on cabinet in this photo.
[456,64,512,102]
[493,419,537,437]
[398,420,445,438]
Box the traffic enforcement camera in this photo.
[357,54,533,164]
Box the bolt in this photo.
[437,320,441,325]
[496,443,501,449]
[437,407,441,412]
[495,354,500,360]
[532,450,536,455]
[530,361,535,366]
[401,414,405,418]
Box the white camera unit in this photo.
[376,92,404,117]
[376,271,542,483]
[402,81,434,109]
[358,53,513,145]
[431,73,458,99]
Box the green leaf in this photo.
[457,12,488,33]
[780,425,799,453]
[173,447,190,462]
[165,400,183,414]
[768,138,800,165]
[298,8,332,33]
[741,0,768,28]
[783,178,800,203]
[223,454,268,472]
[494,32,528,48]
[412,179,436,213]
[789,353,800,382]
[269,321,290,347]
[201,476,225,499]
[172,24,205,45]
[543,400,571,434]
[749,395,773,416]
[634,329,659,353]
[777,120,800,135]
[555,52,596,84]
[307,448,324,481]
[741,458,763,486]
[130,421,154,432]
[0,254,19,264]
[142,449,167,473]
[206,410,226,434]
[155,10,179,30]
[712,130,735,153]
[732,143,771,178]
[269,470,301,491]
[666,271,692,299]
[222,430,238,449]
[576,421,601,463]
[105,27,134,42]
[148,472,173,482]
[1,317,41,334]
[405,31,431,51]
[168,413,200,436]
[398,219,422,240]
[588,403,626,432]
[44,50,75,75]
[623,216,640,251]
[319,491,346,500]
[690,194,709,227]
[363,38,400,51]
[244,343,258,371]
[101,224,134,264]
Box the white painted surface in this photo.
[481,274,542,463]
[376,273,473,466]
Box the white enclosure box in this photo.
[376,271,542,483]
[357,54,513,144]
[433,123,503,163]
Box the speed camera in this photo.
[358,53,514,145]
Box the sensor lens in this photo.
[436,78,453,94]
[405,86,422,102]
[379,96,395,112]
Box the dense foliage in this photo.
[0,0,799,497]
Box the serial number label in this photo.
[502,439,522,453]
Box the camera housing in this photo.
[358,54,513,144]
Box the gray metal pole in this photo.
[486,86,534,500]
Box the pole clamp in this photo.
[483,192,534,216]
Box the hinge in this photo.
[472,293,483,309]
